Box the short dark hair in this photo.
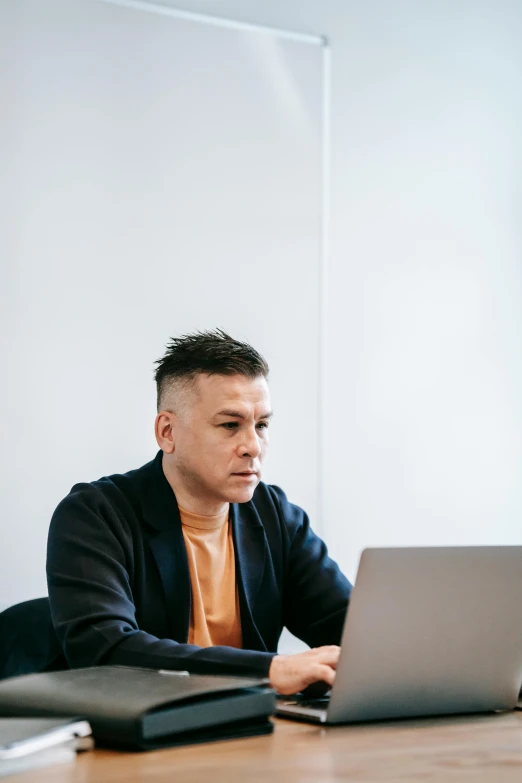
[154,329,269,410]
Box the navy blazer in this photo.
[47,451,352,678]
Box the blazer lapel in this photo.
[231,502,268,651]
[139,452,191,643]
[148,527,190,643]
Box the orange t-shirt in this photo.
[179,505,242,649]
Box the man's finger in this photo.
[313,648,341,668]
[310,663,336,688]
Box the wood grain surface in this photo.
[11,712,522,783]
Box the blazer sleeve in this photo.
[269,486,352,648]
[46,485,274,678]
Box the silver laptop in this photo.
[277,547,522,724]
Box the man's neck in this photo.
[162,454,229,517]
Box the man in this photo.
[47,330,352,694]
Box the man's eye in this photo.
[257,422,269,429]
[221,422,238,430]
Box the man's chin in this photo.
[226,478,260,504]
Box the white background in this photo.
[0,0,323,608]
[169,0,522,581]
[2,0,522,617]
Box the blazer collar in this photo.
[136,451,267,647]
[139,450,180,533]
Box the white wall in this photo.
[149,0,522,582]
[2,0,522,613]
[0,0,324,609]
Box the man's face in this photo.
[169,373,272,505]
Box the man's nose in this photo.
[240,426,262,458]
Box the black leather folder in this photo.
[0,666,276,749]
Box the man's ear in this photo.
[155,410,176,453]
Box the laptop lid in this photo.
[326,546,522,723]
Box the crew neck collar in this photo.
[178,504,229,530]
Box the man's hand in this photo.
[268,645,340,695]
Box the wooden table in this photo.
[12,712,522,782]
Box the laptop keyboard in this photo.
[279,695,330,709]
